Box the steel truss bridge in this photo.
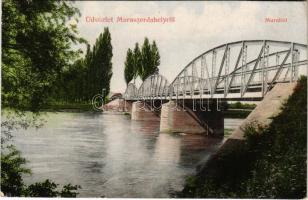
[124,40,307,101]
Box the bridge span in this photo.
[121,40,307,136]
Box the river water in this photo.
[9,112,243,197]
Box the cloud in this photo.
[74,1,306,93]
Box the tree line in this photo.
[2,0,86,111]
[2,0,112,197]
[2,0,113,110]
[52,28,113,104]
[124,38,160,85]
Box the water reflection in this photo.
[10,112,242,197]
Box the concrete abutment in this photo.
[160,100,224,136]
[131,101,160,121]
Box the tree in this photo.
[2,0,86,111]
[123,38,161,82]
[151,41,160,74]
[1,145,30,196]
[84,44,93,100]
[1,0,85,196]
[98,28,113,98]
[89,28,113,98]
[124,49,135,85]
[139,38,160,81]
[133,43,142,82]
[51,28,113,104]
[140,37,152,80]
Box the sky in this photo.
[73,1,307,93]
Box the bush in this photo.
[24,180,59,197]
[60,184,81,197]
[23,180,81,197]
[228,102,256,109]
[243,76,307,198]
[1,145,31,196]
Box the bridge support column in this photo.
[160,101,224,135]
[124,100,133,113]
[160,100,224,136]
[131,101,160,121]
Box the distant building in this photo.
[109,93,122,101]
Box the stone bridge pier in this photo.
[123,100,133,113]
[131,100,165,121]
[160,100,224,137]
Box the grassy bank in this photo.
[179,77,307,199]
[228,102,256,110]
[224,128,234,137]
[41,102,93,112]
[223,109,252,118]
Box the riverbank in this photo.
[179,77,307,198]
[40,102,94,112]
[223,109,252,118]
[7,103,252,117]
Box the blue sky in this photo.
[73,1,307,93]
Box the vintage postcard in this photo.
[1,0,307,199]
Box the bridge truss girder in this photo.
[124,82,138,100]
[169,40,307,100]
[136,74,170,100]
[125,40,307,101]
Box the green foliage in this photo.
[180,77,307,198]
[124,48,135,85]
[140,38,160,80]
[52,28,113,104]
[224,102,256,118]
[139,38,152,80]
[24,180,58,197]
[2,0,84,196]
[2,0,85,111]
[24,180,81,197]
[41,102,92,111]
[60,183,81,197]
[124,38,160,82]
[2,0,113,109]
[223,110,251,118]
[185,176,197,189]
[228,102,256,109]
[133,43,142,80]
[243,76,307,198]
[1,145,31,196]
[151,41,161,72]
[91,28,113,98]
[224,128,234,136]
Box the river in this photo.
[9,112,243,197]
